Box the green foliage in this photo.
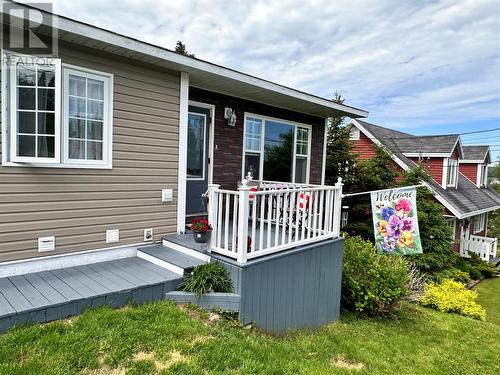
[342,237,410,315]
[421,279,486,320]
[174,41,195,57]
[466,253,498,278]
[180,262,233,297]
[343,146,399,239]
[431,268,471,284]
[402,165,456,273]
[325,93,358,188]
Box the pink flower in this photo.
[395,198,412,215]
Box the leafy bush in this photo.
[342,236,410,315]
[475,262,498,278]
[431,268,471,284]
[180,261,233,297]
[420,279,486,320]
[466,253,498,278]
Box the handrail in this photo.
[208,178,344,263]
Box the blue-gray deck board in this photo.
[0,256,184,333]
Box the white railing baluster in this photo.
[275,192,281,248]
[251,192,257,251]
[259,194,265,251]
[281,192,288,246]
[319,190,324,236]
[217,193,223,249]
[232,194,238,253]
[267,193,272,248]
[312,190,318,238]
[224,193,230,251]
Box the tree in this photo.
[325,92,358,189]
[343,146,399,238]
[174,41,195,57]
[401,164,455,272]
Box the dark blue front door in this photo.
[186,106,210,214]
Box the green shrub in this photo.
[432,268,471,284]
[420,279,486,320]
[475,262,497,278]
[342,236,410,315]
[180,261,233,297]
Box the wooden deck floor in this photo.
[0,257,183,332]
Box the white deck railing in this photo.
[461,235,498,262]
[207,178,343,263]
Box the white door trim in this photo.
[177,72,189,233]
[188,100,215,185]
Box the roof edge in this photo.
[5,3,368,119]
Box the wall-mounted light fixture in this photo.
[224,107,237,126]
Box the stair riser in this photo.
[137,250,185,276]
[162,240,211,262]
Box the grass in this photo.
[475,277,500,325]
[0,301,499,375]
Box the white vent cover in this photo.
[106,229,120,243]
[162,189,173,202]
[38,236,55,252]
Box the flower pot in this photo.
[193,231,211,243]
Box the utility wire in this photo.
[372,127,500,141]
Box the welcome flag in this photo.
[370,187,423,255]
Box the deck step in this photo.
[137,245,207,275]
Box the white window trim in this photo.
[1,52,114,169]
[446,217,456,240]
[62,64,113,168]
[2,51,62,164]
[349,127,360,140]
[446,158,458,188]
[476,164,488,187]
[473,213,485,234]
[186,111,207,181]
[242,112,312,184]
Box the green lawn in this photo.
[0,301,499,375]
[476,277,500,325]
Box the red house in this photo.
[347,119,500,262]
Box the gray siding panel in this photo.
[238,239,344,334]
[0,41,180,262]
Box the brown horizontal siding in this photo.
[0,41,180,262]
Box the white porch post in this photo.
[176,72,189,233]
[237,182,251,263]
[332,177,343,237]
[208,184,220,252]
[321,117,328,185]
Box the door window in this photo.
[187,112,206,179]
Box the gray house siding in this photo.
[0,41,181,262]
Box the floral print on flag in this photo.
[370,187,423,255]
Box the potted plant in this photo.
[191,218,212,243]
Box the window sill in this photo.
[2,161,112,169]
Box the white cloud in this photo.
[52,0,500,131]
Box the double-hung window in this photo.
[2,52,113,168]
[473,214,485,234]
[446,159,458,187]
[63,68,111,166]
[242,114,311,183]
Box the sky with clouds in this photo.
[52,0,500,160]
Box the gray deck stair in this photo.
[137,244,207,275]
[0,257,183,333]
